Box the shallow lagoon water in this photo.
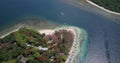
[0,0,120,63]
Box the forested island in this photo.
[90,0,120,13]
[0,27,74,63]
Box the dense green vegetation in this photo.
[0,27,74,63]
[91,0,120,13]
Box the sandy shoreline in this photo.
[63,0,120,16]
[64,26,87,63]
[39,29,55,35]
[0,26,22,38]
[86,0,120,16]
[61,0,120,24]
[39,26,87,63]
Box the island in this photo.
[0,26,88,63]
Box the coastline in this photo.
[64,26,88,63]
[39,26,88,63]
[0,25,88,63]
[61,0,120,24]
[86,0,120,16]
[0,26,22,38]
[0,18,60,37]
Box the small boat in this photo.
[61,11,64,16]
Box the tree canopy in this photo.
[91,0,120,13]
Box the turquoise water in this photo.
[80,37,89,63]
[0,0,120,63]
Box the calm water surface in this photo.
[0,0,120,63]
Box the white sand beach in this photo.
[64,26,87,63]
[0,29,18,38]
[39,29,55,35]
[0,26,22,38]
[39,26,88,63]
[86,0,120,16]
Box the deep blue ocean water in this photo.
[0,0,120,63]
